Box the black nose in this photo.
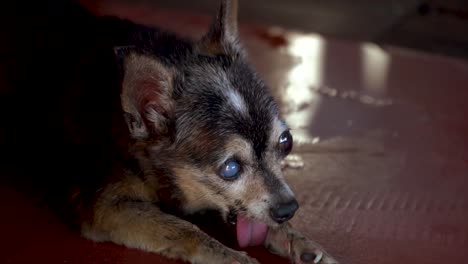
[270,199,299,223]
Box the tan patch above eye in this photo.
[222,136,253,164]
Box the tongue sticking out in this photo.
[236,215,268,248]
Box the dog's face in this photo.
[117,0,298,234]
[171,55,297,228]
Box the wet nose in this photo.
[270,199,299,223]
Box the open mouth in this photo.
[228,212,268,248]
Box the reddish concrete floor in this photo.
[2,1,468,264]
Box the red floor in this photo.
[2,1,468,264]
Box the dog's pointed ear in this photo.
[114,47,175,140]
[199,0,240,56]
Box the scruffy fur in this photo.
[0,0,339,263]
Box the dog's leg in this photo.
[82,200,259,264]
[264,223,339,264]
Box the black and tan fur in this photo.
[0,0,339,263]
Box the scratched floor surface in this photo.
[1,1,468,264]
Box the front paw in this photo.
[265,224,340,264]
[289,237,339,264]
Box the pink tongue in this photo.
[236,215,268,248]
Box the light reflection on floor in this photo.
[361,43,391,97]
[280,33,325,143]
[271,28,396,144]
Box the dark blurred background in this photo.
[107,0,468,59]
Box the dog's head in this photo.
[117,0,298,247]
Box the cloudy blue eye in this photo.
[219,159,241,180]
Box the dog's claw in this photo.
[297,250,338,264]
[300,252,317,263]
[296,249,337,264]
[300,251,323,263]
[313,251,323,263]
[291,237,339,264]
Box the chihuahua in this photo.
[0,0,339,263]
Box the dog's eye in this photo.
[219,159,241,180]
[279,130,293,155]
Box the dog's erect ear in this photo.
[199,0,240,56]
[115,47,175,140]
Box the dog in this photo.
[0,0,339,263]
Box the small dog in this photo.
[1,0,339,263]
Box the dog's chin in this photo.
[225,210,279,248]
